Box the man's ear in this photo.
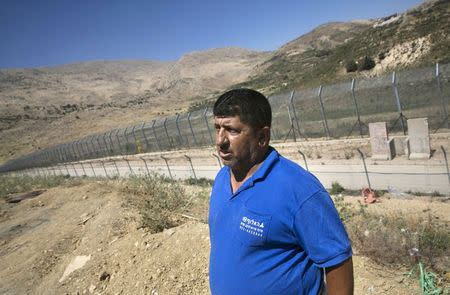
[258,126,270,147]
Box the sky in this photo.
[0,0,424,69]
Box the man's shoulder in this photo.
[269,153,326,199]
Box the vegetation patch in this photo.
[333,197,450,283]
[121,175,189,233]
[0,174,83,198]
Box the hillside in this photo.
[1,0,449,165]
[0,48,268,163]
[237,0,450,94]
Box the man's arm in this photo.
[324,257,354,295]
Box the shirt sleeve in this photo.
[293,190,352,268]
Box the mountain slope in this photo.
[237,0,450,94]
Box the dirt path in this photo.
[0,181,448,294]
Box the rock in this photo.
[163,228,175,236]
[59,255,91,283]
[99,271,110,281]
[88,285,96,294]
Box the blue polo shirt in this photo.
[209,148,352,295]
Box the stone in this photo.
[59,255,91,283]
[369,122,394,160]
[99,271,110,281]
[407,118,431,159]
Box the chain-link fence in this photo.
[1,63,449,173]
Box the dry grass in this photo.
[333,196,450,275]
[121,175,189,233]
[0,174,84,198]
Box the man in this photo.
[208,88,354,295]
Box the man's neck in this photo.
[230,148,269,193]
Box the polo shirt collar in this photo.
[229,147,279,197]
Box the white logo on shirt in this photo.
[240,216,264,237]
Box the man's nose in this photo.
[216,129,228,146]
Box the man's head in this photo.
[213,88,272,177]
[213,88,272,130]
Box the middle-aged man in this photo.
[208,88,354,295]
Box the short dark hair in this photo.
[213,88,272,129]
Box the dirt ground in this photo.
[0,180,449,295]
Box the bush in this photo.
[345,60,358,73]
[329,181,345,195]
[357,56,376,71]
[333,199,450,274]
[184,177,214,187]
[122,175,188,233]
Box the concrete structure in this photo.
[369,122,394,160]
[407,118,431,159]
[392,136,408,156]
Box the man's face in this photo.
[214,116,260,172]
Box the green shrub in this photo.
[122,175,188,233]
[345,60,358,73]
[357,56,376,71]
[329,181,345,195]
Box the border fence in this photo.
[0,63,449,173]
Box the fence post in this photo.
[101,160,108,178]
[184,155,197,180]
[187,112,198,146]
[102,133,110,157]
[212,153,222,168]
[70,142,79,161]
[141,157,151,176]
[350,78,364,138]
[163,118,173,150]
[289,90,306,140]
[203,107,214,145]
[434,63,450,132]
[82,139,91,158]
[391,71,407,135]
[285,105,297,142]
[152,120,162,151]
[75,141,83,160]
[441,146,450,186]
[89,162,96,177]
[107,131,115,155]
[96,135,104,158]
[317,85,330,139]
[123,127,132,154]
[51,166,58,177]
[124,158,134,176]
[141,122,150,152]
[112,159,120,177]
[297,150,309,171]
[90,136,98,158]
[356,148,371,190]
[71,163,79,177]
[161,155,173,180]
[115,129,124,155]
[80,161,87,176]
[131,125,138,154]
[175,114,186,148]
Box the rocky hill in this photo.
[237,0,450,94]
[1,0,449,164]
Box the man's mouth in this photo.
[219,150,232,159]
